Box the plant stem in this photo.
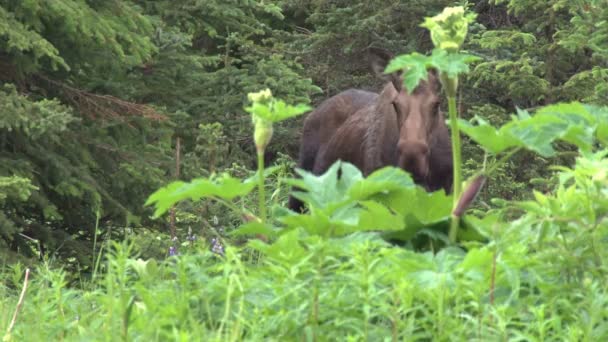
[92,209,100,282]
[448,95,462,243]
[5,268,30,338]
[485,147,521,176]
[213,198,235,213]
[257,150,267,223]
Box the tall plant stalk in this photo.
[257,150,267,223]
[447,95,462,242]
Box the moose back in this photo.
[288,49,453,212]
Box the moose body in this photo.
[288,49,453,212]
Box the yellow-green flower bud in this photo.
[247,88,273,104]
[253,116,273,153]
[421,6,475,52]
[248,88,275,153]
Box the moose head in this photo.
[368,48,444,184]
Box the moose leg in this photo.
[288,129,321,212]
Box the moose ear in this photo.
[368,47,402,91]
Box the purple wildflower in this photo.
[211,237,225,256]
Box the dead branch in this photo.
[35,74,166,121]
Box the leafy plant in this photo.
[3,3,608,341]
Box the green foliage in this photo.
[0,6,67,72]
[469,0,606,106]
[0,0,322,265]
[146,174,258,219]
[461,102,608,156]
[2,2,608,340]
[279,0,454,94]
[0,176,35,203]
[386,49,481,93]
[0,84,76,138]
[0,0,155,76]
[2,148,608,339]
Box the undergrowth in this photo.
[3,6,608,342]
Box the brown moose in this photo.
[288,48,453,212]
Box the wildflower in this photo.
[247,88,273,103]
[421,6,476,52]
[247,89,275,153]
[253,116,273,153]
[211,238,225,256]
[187,227,196,242]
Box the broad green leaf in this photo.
[271,101,311,122]
[506,114,564,156]
[231,222,278,238]
[388,249,436,275]
[458,116,520,154]
[279,209,362,237]
[246,100,310,123]
[460,213,501,240]
[380,187,453,241]
[348,166,414,200]
[408,248,464,290]
[279,211,332,236]
[462,102,608,156]
[248,229,308,264]
[386,50,480,93]
[385,52,432,93]
[386,187,452,223]
[458,247,493,273]
[292,161,362,211]
[429,49,481,79]
[357,201,405,231]
[145,174,256,217]
[585,104,608,145]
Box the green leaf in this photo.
[457,247,493,277]
[270,101,311,122]
[279,211,334,236]
[348,166,415,200]
[429,49,481,79]
[386,49,481,93]
[460,213,501,240]
[292,161,362,211]
[357,201,405,231]
[248,229,308,264]
[381,187,453,241]
[246,100,311,123]
[385,52,431,93]
[458,116,519,154]
[231,222,277,238]
[461,102,607,156]
[145,174,256,218]
[584,104,608,146]
[408,248,464,290]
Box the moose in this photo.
[288,48,453,212]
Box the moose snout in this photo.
[398,140,430,182]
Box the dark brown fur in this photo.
[289,49,453,212]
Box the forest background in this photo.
[1,0,607,265]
